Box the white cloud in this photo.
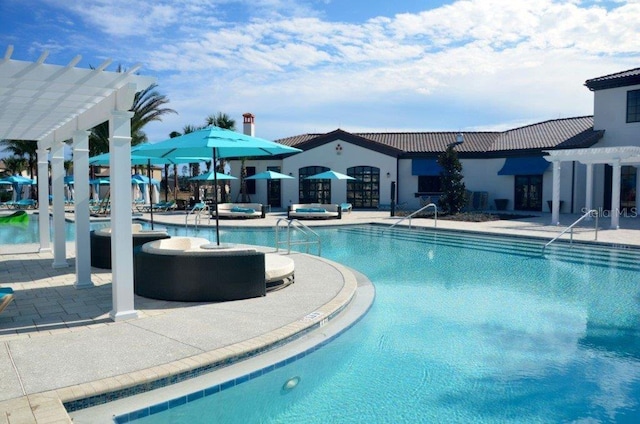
[106,0,640,141]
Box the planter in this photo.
[494,199,508,211]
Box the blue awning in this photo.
[498,156,550,176]
[412,159,443,176]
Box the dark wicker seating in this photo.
[133,237,266,302]
[90,224,170,269]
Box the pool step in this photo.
[335,226,640,271]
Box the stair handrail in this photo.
[542,209,598,254]
[386,203,437,231]
[275,218,321,256]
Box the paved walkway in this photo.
[1,209,640,423]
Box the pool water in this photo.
[124,225,640,423]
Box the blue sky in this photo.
[1,0,639,142]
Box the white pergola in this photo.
[0,45,155,321]
[544,146,640,229]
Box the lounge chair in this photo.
[0,287,15,315]
[8,199,36,209]
[340,203,353,213]
[153,200,176,212]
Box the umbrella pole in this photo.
[213,148,220,245]
[148,159,154,230]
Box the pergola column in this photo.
[109,109,137,321]
[36,144,51,253]
[50,141,68,268]
[585,163,594,220]
[551,160,561,225]
[611,160,621,229]
[72,130,93,288]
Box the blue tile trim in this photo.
[64,293,365,416]
[108,297,372,423]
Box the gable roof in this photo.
[585,68,640,91]
[276,116,602,157]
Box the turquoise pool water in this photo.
[123,225,640,423]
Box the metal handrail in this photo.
[185,202,210,229]
[542,209,598,253]
[275,218,322,256]
[386,203,438,231]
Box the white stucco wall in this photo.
[225,158,286,205]
[593,83,640,147]
[281,140,397,207]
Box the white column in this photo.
[611,160,621,229]
[109,110,137,321]
[36,145,51,253]
[585,163,594,220]
[73,130,93,288]
[551,160,561,225]
[50,141,68,268]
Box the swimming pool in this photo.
[108,225,640,423]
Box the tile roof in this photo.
[275,116,602,156]
[585,68,640,91]
[490,116,600,152]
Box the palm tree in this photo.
[2,155,27,175]
[89,83,177,154]
[131,84,177,145]
[205,112,235,130]
[0,139,37,178]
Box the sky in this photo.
[1,0,639,143]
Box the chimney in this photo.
[243,113,255,137]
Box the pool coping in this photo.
[0,255,360,424]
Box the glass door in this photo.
[514,175,543,211]
[267,166,281,208]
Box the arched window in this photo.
[299,166,330,203]
[347,166,380,209]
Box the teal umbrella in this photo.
[305,170,356,180]
[0,175,35,185]
[245,170,294,180]
[89,150,208,228]
[0,175,35,201]
[134,126,302,160]
[135,126,302,245]
[189,172,237,181]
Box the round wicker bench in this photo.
[134,237,274,302]
[90,224,170,269]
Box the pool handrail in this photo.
[386,203,437,232]
[185,202,210,229]
[275,218,321,256]
[542,209,598,254]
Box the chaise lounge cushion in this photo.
[217,203,265,218]
[288,203,342,219]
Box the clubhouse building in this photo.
[231,67,640,228]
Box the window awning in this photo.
[412,159,443,176]
[498,156,550,176]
